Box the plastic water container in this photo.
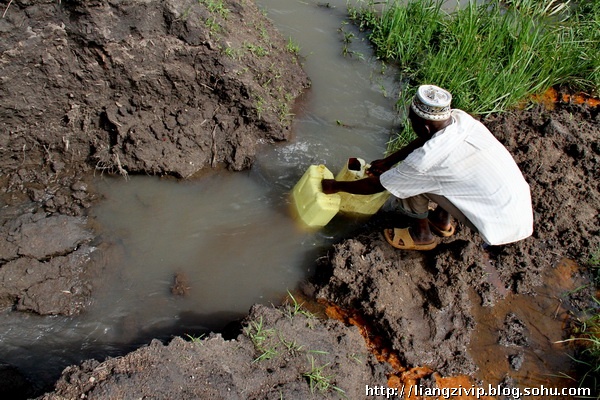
[335,157,390,216]
[291,164,341,228]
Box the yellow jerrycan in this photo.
[335,157,390,216]
[291,164,341,228]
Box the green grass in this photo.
[185,333,205,345]
[278,331,304,356]
[349,0,599,152]
[281,290,317,322]
[198,0,230,19]
[545,251,600,397]
[245,42,269,57]
[286,37,301,55]
[244,316,279,362]
[559,296,600,398]
[302,355,345,395]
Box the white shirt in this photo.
[380,109,533,245]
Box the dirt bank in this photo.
[39,303,394,400]
[1,0,599,399]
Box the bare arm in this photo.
[321,135,426,195]
[321,175,385,195]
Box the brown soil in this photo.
[1,0,598,399]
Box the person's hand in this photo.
[366,158,388,177]
[321,179,338,194]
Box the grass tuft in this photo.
[282,290,317,326]
[244,316,279,362]
[302,355,345,395]
[185,333,205,345]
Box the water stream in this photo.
[0,0,399,387]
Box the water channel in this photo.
[0,0,400,388]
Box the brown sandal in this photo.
[383,228,437,250]
[428,220,455,237]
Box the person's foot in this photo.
[428,207,454,237]
[428,219,455,237]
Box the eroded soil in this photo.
[0,0,598,399]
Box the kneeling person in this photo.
[321,84,533,250]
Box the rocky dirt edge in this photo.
[35,303,394,400]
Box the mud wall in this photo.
[0,0,309,181]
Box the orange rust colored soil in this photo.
[532,87,600,110]
[325,302,499,400]
[324,302,406,371]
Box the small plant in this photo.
[348,353,364,364]
[278,331,304,356]
[204,17,221,36]
[558,301,600,398]
[302,355,345,395]
[282,291,317,324]
[185,333,205,345]
[253,345,279,363]
[223,45,240,60]
[245,42,269,57]
[244,316,273,347]
[198,0,230,19]
[236,66,250,76]
[339,26,364,59]
[277,101,293,125]
[254,95,266,119]
[286,37,300,55]
[256,22,270,42]
[244,316,279,362]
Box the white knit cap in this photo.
[411,85,452,121]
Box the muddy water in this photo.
[469,259,583,393]
[0,0,399,386]
[87,0,398,333]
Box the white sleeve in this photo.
[379,163,441,199]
